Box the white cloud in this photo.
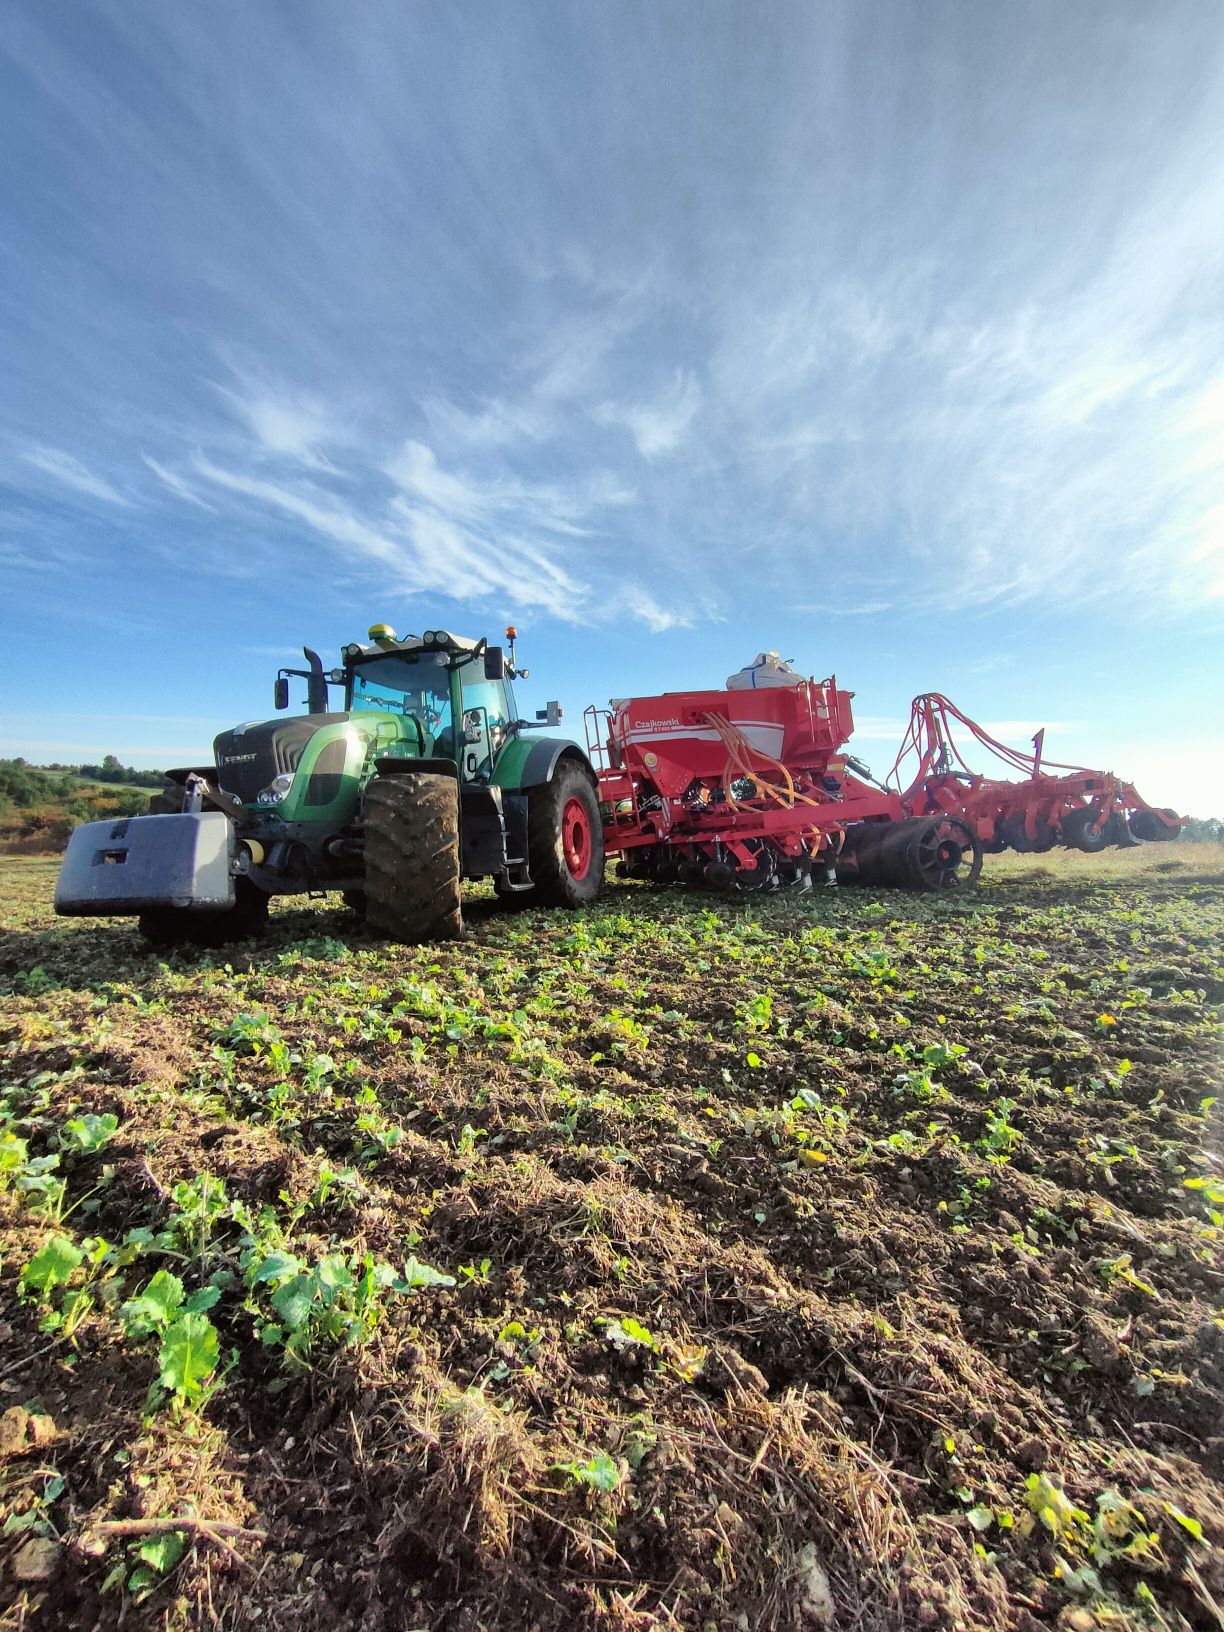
[215,379,340,465]
[193,456,403,568]
[615,584,690,634]
[192,449,606,624]
[794,600,893,617]
[22,446,127,505]
[142,455,216,511]
[848,715,910,741]
[980,720,1078,744]
[598,370,702,459]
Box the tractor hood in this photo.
[213,714,352,805]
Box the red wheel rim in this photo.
[561,796,592,880]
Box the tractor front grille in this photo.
[213,714,349,804]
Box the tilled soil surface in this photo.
[1,849,1222,1631]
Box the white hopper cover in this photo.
[725,651,805,690]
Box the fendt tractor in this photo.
[55,623,604,945]
[55,630,1184,945]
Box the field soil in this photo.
[1,846,1221,1631]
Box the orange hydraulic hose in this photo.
[700,712,827,811]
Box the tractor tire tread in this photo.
[524,758,604,908]
[364,774,462,942]
[147,785,188,816]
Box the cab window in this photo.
[459,675,513,779]
[349,653,454,755]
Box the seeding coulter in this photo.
[585,672,1183,895]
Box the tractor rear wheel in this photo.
[525,759,605,907]
[138,880,269,949]
[1109,812,1143,848]
[364,773,462,942]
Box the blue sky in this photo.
[1,1,1221,813]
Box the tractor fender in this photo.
[504,738,594,792]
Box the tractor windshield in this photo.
[348,653,453,749]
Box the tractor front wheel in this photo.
[147,780,189,815]
[138,880,269,949]
[364,773,462,942]
[525,760,605,907]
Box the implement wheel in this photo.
[1128,807,1179,842]
[732,843,778,892]
[838,822,889,884]
[907,817,982,891]
[1060,807,1112,853]
[364,773,462,942]
[525,759,605,907]
[1001,812,1056,853]
[139,880,269,949]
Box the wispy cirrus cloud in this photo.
[142,455,216,512]
[213,377,343,467]
[597,369,702,459]
[190,437,652,626]
[21,446,128,506]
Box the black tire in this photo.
[877,819,921,886]
[907,817,983,891]
[139,880,270,949]
[839,823,888,884]
[1128,807,1179,843]
[147,781,188,815]
[524,758,605,907]
[341,890,367,916]
[1060,807,1112,853]
[1001,812,1056,853]
[1109,812,1143,849]
[364,773,462,942]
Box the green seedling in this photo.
[551,1451,622,1493]
[60,1113,119,1155]
[601,1315,659,1353]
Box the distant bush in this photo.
[1182,816,1223,842]
[0,758,163,852]
[75,754,163,789]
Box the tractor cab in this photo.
[332,625,515,782]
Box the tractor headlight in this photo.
[256,772,295,805]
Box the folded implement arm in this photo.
[892,694,1184,853]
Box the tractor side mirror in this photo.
[484,645,506,681]
[535,700,563,727]
[274,676,290,711]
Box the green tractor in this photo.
[55,622,605,945]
